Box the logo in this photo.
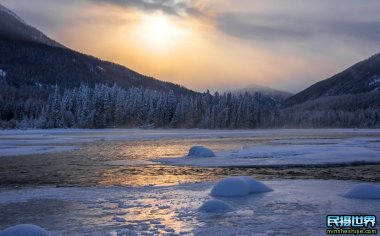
[326,215,377,235]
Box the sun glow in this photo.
[139,14,185,51]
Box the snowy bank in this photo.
[1,128,380,158]
[158,137,380,167]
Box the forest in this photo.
[1,80,379,129]
[0,82,278,129]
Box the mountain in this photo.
[282,54,380,108]
[0,3,194,95]
[229,84,293,101]
[0,4,62,48]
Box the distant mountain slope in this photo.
[282,54,380,108]
[229,84,293,100]
[0,4,63,47]
[0,4,194,95]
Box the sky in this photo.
[2,0,380,93]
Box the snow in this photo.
[0,224,49,236]
[1,129,380,165]
[187,146,215,157]
[239,176,273,193]
[0,69,6,78]
[0,145,77,157]
[199,199,233,213]
[0,180,379,235]
[210,177,250,197]
[210,177,272,197]
[369,75,380,86]
[158,137,380,167]
[96,66,105,72]
[342,183,380,199]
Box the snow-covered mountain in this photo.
[0,3,194,95]
[283,54,380,108]
[229,84,293,101]
[0,4,63,48]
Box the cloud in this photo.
[87,0,202,17]
[217,12,380,45]
[217,13,313,42]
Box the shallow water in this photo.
[1,131,380,187]
[0,180,379,235]
[1,129,380,235]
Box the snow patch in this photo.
[369,75,380,86]
[199,199,233,213]
[0,145,76,157]
[159,137,380,167]
[97,66,105,72]
[0,224,49,236]
[188,146,215,158]
[0,69,6,78]
[342,183,380,199]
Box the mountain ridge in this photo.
[0,3,195,95]
[282,53,380,108]
[0,3,63,48]
[228,84,293,100]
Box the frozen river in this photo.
[0,129,380,235]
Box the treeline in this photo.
[279,91,380,128]
[2,82,380,129]
[0,83,278,129]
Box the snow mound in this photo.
[0,224,49,236]
[343,183,380,199]
[187,146,215,158]
[210,177,272,197]
[239,176,273,193]
[210,177,249,197]
[199,199,233,213]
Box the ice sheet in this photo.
[0,180,379,235]
[157,137,380,167]
[1,129,380,160]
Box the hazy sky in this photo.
[2,0,380,93]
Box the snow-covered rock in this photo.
[187,146,215,158]
[210,177,272,197]
[0,224,49,236]
[342,183,380,199]
[239,176,273,193]
[210,177,249,197]
[199,199,233,213]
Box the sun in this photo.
[139,14,183,51]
